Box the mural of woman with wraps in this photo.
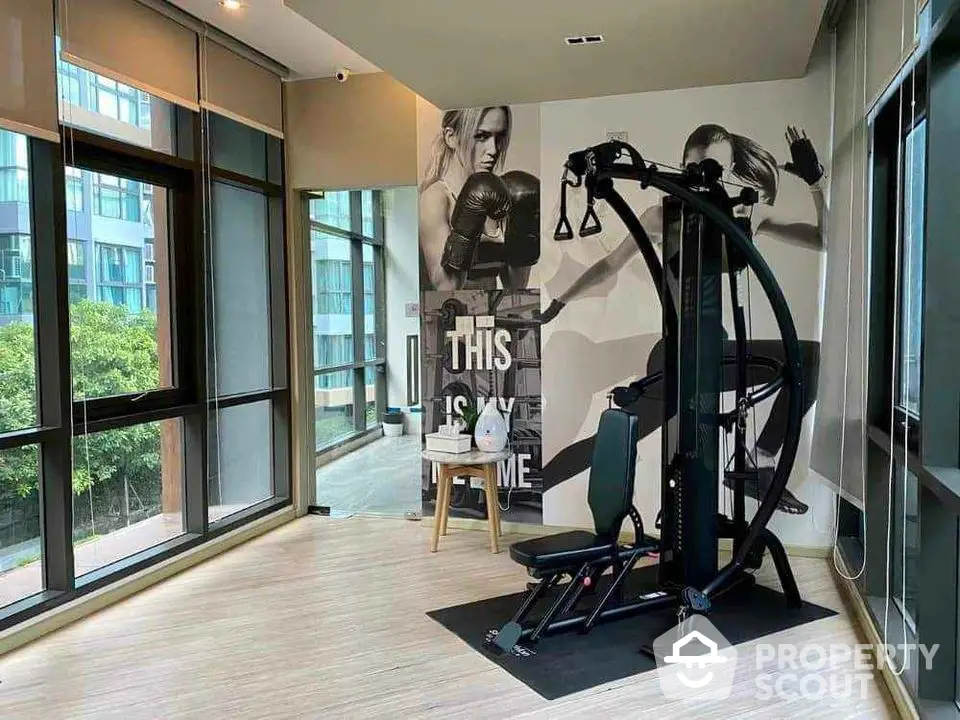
[540,123,826,515]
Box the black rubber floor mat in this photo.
[427,565,836,700]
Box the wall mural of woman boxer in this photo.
[418,106,541,291]
[417,102,543,523]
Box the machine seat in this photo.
[510,530,621,571]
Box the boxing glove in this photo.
[441,172,511,274]
[502,170,540,267]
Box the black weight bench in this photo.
[489,408,668,654]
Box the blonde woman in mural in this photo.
[542,124,826,515]
[419,106,540,291]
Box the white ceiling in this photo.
[284,0,830,108]
[165,0,380,79]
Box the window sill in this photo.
[315,426,382,468]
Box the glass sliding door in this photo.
[309,190,386,454]
[311,188,414,519]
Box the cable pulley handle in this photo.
[579,186,602,237]
[553,178,575,241]
[553,178,573,242]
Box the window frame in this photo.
[204,111,290,524]
[893,111,928,435]
[843,43,960,710]
[66,134,195,424]
[309,190,386,452]
[0,67,291,632]
[869,62,928,455]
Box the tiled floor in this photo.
[316,435,422,518]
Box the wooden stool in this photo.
[422,448,511,553]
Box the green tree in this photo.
[0,301,162,539]
[0,321,39,501]
[69,300,159,400]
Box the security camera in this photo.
[335,67,351,83]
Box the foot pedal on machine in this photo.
[489,621,522,655]
[681,587,711,614]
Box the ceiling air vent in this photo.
[565,34,604,46]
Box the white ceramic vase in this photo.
[474,401,508,452]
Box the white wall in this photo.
[384,186,421,434]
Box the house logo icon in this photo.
[652,615,738,700]
[664,629,729,688]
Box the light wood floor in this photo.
[0,517,895,719]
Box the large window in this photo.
[68,171,172,403]
[838,49,960,710]
[208,403,272,524]
[310,190,385,451]
[0,55,289,629]
[0,130,40,608]
[0,446,41,608]
[206,113,287,525]
[890,467,920,630]
[839,61,931,698]
[898,119,926,419]
[66,155,182,580]
[211,182,271,398]
[72,419,184,577]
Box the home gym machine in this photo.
[489,139,804,654]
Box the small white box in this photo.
[425,432,472,454]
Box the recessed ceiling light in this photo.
[565,34,604,45]
[219,0,243,10]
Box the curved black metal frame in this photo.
[563,140,805,601]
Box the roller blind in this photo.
[811,0,871,508]
[865,0,917,110]
[58,0,199,109]
[201,39,283,138]
[0,0,59,142]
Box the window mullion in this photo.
[29,137,76,593]
[349,192,365,430]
